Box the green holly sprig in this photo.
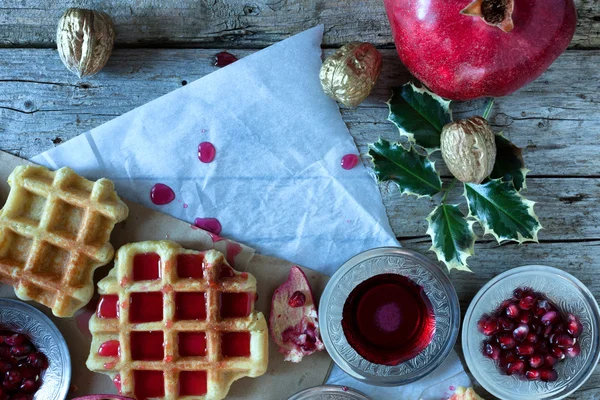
[368,83,541,272]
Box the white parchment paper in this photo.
[32,26,469,399]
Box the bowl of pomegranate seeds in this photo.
[463,266,600,400]
[0,298,71,400]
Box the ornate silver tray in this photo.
[319,247,460,386]
[0,298,71,399]
[287,385,371,400]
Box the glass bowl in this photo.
[463,265,600,400]
[0,298,71,399]
[319,247,460,386]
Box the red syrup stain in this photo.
[113,374,122,394]
[449,386,456,391]
[214,51,238,67]
[98,340,121,357]
[226,242,242,268]
[183,203,188,209]
[150,183,176,205]
[103,361,117,369]
[180,371,208,395]
[194,217,222,235]
[342,273,435,366]
[97,295,119,319]
[221,332,251,357]
[75,297,99,336]
[341,154,359,170]
[198,142,216,163]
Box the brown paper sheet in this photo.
[0,151,332,399]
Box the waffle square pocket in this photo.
[0,165,128,317]
[87,241,268,400]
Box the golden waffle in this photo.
[87,241,268,400]
[0,165,128,317]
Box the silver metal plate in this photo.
[287,385,371,400]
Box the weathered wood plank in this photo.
[0,48,598,177]
[0,0,598,49]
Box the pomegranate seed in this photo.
[3,369,22,389]
[505,303,520,319]
[552,333,575,348]
[479,317,499,336]
[10,344,31,356]
[0,347,11,361]
[513,288,525,298]
[526,332,538,344]
[484,342,501,360]
[26,352,47,369]
[11,396,33,400]
[498,334,516,350]
[536,340,548,353]
[529,354,543,368]
[288,291,306,308]
[519,295,535,310]
[540,369,558,382]
[543,325,553,338]
[565,342,581,358]
[541,311,559,326]
[543,354,558,367]
[19,379,37,393]
[506,360,525,375]
[519,312,532,324]
[4,334,26,347]
[516,344,535,356]
[513,323,529,341]
[566,314,583,338]
[525,369,541,380]
[531,323,542,335]
[498,317,515,331]
[551,346,566,361]
[18,365,37,380]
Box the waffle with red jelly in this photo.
[0,165,129,317]
[87,241,268,400]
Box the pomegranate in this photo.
[383,0,577,100]
[269,266,324,362]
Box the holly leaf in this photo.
[426,204,477,272]
[387,83,452,153]
[369,138,442,198]
[490,134,528,191]
[464,179,541,243]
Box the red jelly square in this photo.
[221,332,251,358]
[179,371,207,396]
[134,370,164,399]
[131,331,164,361]
[129,292,163,323]
[177,254,204,279]
[178,332,207,357]
[219,265,235,279]
[220,292,252,319]
[133,253,161,281]
[175,292,206,321]
[97,295,119,319]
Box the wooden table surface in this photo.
[1,1,599,399]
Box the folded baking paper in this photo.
[32,26,469,398]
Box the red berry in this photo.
[543,325,553,338]
[526,332,538,344]
[565,342,581,358]
[519,312,532,324]
[498,334,516,350]
[506,360,525,376]
[4,334,26,347]
[519,295,535,310]
[543,354,558,367]
[505,303,520,319]
[478,317,499,336]
[540,369,558,382]
[288,291,306,308]
[525,369,541,380]
[498,317,515,331]
[19,379,37,393]
[566,314,583,338]
[552,333,575,348]
[513,323,529,342]
[484,342,501,360]
[541,311,559,326]
[529,354,544,368]
[516,344,535,356]
[10,344,31,357]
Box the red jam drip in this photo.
[150,183,176,205]
[131,331,164,361]
[194,217,222,235]
[221,332,251,357]
[198,142,216,163]
[98,340,121,357]
[225,242,242,268]
[134,370,165,399]
[342,273,435,366]
[179,371,208,396]
[113,374,122,394]
[97,295,119,319]
[178,332,207,357]
[220,292,252,318]
[214,51,238,67]
[129,292,163,323]
[175,292,207,321]
[133,253,161,281]
[219,265,235,279]
[341,154,359,170]
[177,254,204,279]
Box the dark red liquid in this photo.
[221,332,251,357]
[177,254,204,279]
[178,332,207,357]
[342,273,435,365]
[134,370,164,399]
[150,183,175,205]
[133,253,161,281]
[179,371,208,395]
[220,292,252,319]
[198,142,216,163]
[214,51,238,67]
[175,292,207,321]
[97,295,119,319]
[194,217,221,234]
[131,331,164,361]
[129,292,163,323]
